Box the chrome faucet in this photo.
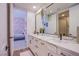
[60,34,62,40]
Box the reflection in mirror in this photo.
[58,11,69,36]
[35,3,79,40]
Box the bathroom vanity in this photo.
[27,4,79,56]
[28,34,79,56]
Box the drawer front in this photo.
[48,50,58,56]
[29,37,37,54]
[38,40,48,56]
[57,47,79,56]
[57,48,71,56]
[29,37,41,56]
[46,43,57,54]
[33,45,39,56]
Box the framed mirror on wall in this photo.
[35,3,79,38]
[58,11,69,36]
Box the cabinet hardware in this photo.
[32,37,34,39]
[48,53,53,56]
[35,40,38,42]
[35,45,38,48]
[60,53,66,56]
[41,42,45,45]
[35,52,38,56]
[48,53,50,56]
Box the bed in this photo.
[14,33,25,41]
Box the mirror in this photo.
[35,3,79,38]
[58,11,69,36]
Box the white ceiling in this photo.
[14,3,78,14]
[14,3,50,13]
[45,3,78,15]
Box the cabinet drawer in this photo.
[46,43,57,53]
[57,47,79,56]
[48,49,58,56]
[38,40,48,56]
[39,39,47,46]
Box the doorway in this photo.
[13,7,27,50]
[58,11,69,36]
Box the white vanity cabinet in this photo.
[57,47,72,56]
[28,35,57,56]
[29,36,36,54]
[28,35,79,56]
[37,39,49,56]
[46,43,57,56]
[56,47,79,56]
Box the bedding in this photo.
[14,34,25,41]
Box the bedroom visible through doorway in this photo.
[13,7,27,50]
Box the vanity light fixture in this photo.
[33,6,36,9]
[62,14,65,16]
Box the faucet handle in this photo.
[60,34,62,40]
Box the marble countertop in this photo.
[29,34,79,54]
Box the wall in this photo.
[69,5,79,36]
[27,11,35,34]
[35,11,57,34]
[27,11,35,47]
[0,4,7,55]
[36,12,43,32]
[45,4,79,36]
[45,14,56,34]
[13,8,26,34]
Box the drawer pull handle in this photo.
[35,52,38,56]
[35,45,38,48]
[41,42,45,45]
[32,37,34,39]
[60,53,66,56]
[35,40,38,42]
[48,53,53,56]
[48,53,50,56]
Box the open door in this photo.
[0,3,13,56]
[9,3,14,56]
[0,3,8,56]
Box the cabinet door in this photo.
[37,40,48,56]
[34,44,39,56]
[29,37,37,53]
[57,48,72,56]
[28,35,32,47]
[33,38,40,56]
[57,47,79,56]
[46,43,57,56]
[48,50,57,56]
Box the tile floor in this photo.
[14,40,33,56]
[20,49,33,56]
[14,40,27,50]
[13,48,33,56]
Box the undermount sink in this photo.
[38,33,58,38]
[36,34,77,44]
[51,38,77,44]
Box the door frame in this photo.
[7,3,11,56]
[58,10,69,36]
